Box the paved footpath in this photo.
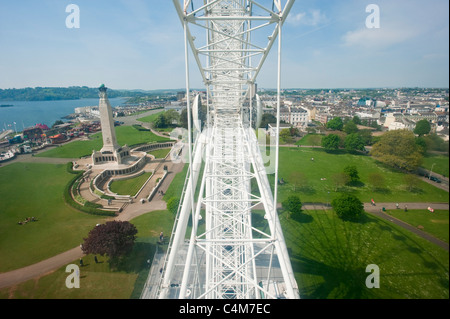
[363,202,449,251]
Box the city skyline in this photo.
[0,0,448,90]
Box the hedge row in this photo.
[64,162,116,217]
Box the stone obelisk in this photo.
[92,84,129,165]
[98,84,120,153]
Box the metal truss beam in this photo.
[154,0,299,300]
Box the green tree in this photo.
[164,109,180,125]
[422,134,449,153]
[282,195,303,220]
[154,113,167,128]
[344,133,365,152]
[82,221,138,266]
[343,121,358,134]
[289,127,300,137]
[370,130,423,171]
[352,115,362,125]
[331,193,364,221]
[415,137,427,155]
[321,134,341,151]
[357,129,373,146]
[414,119,431,137]
[280,128,293,144]
[326,117,344,131]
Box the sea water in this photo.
[0,98,126,131]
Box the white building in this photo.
[289,107,310,128]
[74,106,100,117]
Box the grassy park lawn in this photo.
[0,162,105,273]
[386,209,449,244]
[295,134,323,146]
[36,136,102,159]
[276,209,449,299]
[163,164,188,203]
[1,136,447,299]
[148,147,171,159]
[0,210,175,299]
[36,125,170,158]
[422,154,449,177]
[109,172,152,197]
[268,147,449,204]
[137,111,164,124]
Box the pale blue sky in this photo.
[0,0,448,90]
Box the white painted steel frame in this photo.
[157,0,299,299]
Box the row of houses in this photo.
[163,90,449,141]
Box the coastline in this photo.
[0,97,127,131]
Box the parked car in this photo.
[430,176,442,183]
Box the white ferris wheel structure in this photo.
[143,0,299,300]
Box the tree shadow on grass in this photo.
[298,186,316,196]
[372,187,392,195]
[338,212,373,224]
[97,241,157,298]
[406,187,424,194]
[347,181,365,188]
[291,255,374,299]
[113,242,155,274]
[284,211,385,298]
[284,208,450,299]
[290,211,314,224]
[122,241,160,299]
